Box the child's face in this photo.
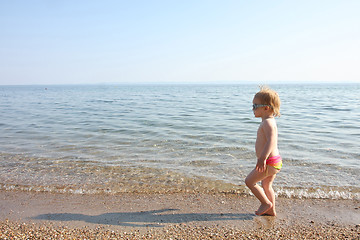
[252,98,262,118]
[252,97,270,118]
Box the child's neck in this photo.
[261,114,274,121]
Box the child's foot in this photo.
[255,202,272,216]
[262,207,276,216]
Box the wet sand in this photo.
[0,190,359,239]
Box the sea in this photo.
[0,84,359,200]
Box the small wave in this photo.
[276,187,360,200]
[322,106,351,112]
[1,180,359,200]
[183,160,221,167]
[88,99,116,103]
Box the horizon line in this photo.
[1,80,360,86]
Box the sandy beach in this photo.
[0,190,359,239]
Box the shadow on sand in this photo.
[32,208,254,227]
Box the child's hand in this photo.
[256,159,266,172]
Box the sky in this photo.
[0,0,359,85]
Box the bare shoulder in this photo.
[262,118,277,130]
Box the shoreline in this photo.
[0,190,359,239]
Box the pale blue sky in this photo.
[1,0,359,85]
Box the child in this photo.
[245,86,282,216]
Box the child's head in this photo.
[253,86,281,117]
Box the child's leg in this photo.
[261,175,277,216]
[245,169,272,215]
[261,167,280,216]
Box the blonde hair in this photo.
[254,86,281,117]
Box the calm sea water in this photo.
[0,84,359,199]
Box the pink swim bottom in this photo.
[266,155,282,170]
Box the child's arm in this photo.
[256,119,278,172]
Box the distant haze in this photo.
[1,1,359,85]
